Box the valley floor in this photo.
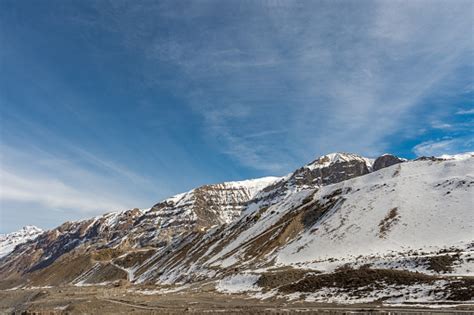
[1,285,473,315]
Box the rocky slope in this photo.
[0,226,43,259]
[0,177,278,286]
[0,152,472,305]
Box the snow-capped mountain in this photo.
[0,176,280,285]
[0,225,43,258]
[0,152,472,304]
[206,153,472,269]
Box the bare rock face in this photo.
[134,177,279,247]
[256,153,372,205]
[373,154,406,171]
[298,153,372,186]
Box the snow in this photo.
[74,281,111,287]
[305,152,374,171]
[157,155,474,298]
[156,176,281,226]
[131,285,190,295]
[110,261,136,281]
[439,152,474,161]
[208,189,313,266]
[218,177,281,198]
[164,176,280,205]
[216,274,261,293]
[0,225,43,258]
[274,281,451,304]
[275,157,474,265]
[3,152,472,306]
[54,305,69,311]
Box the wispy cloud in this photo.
[456,108,474,115]
[0,169,126,213]
[413,137,474,156]
[0,144,158,217]
[92,0,472,169]
[431,122,453,130]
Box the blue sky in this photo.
[0,0,473,233]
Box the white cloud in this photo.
[68,1,473,171]
[456,108,474,115]
[431,122,453,130]
[413,137,474,156]
[156,1,473,168]
[0,144,157,216]
[0,170,125,213]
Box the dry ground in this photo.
[1,285,473,315]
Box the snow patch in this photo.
[216,274,261,293]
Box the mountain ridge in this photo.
[1,151,472,305]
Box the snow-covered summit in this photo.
[164,176,280,205]
[217,176,282,198]
[438,152,474,161]
[0,225,43,258]
[306,152,374,171]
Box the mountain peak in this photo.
[306,152,373,171]
[372,154,406,171]
[20,225,43,233]
[0,225,43,258]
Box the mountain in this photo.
[0,176,279,286]
[0,226,43,258]
[0,152,472,305]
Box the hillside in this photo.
[0,152,472,307]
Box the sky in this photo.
[0,0,473,233]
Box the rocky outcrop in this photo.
[299,153,372,186]
[373,154,406,171]
[255,153,372,205]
